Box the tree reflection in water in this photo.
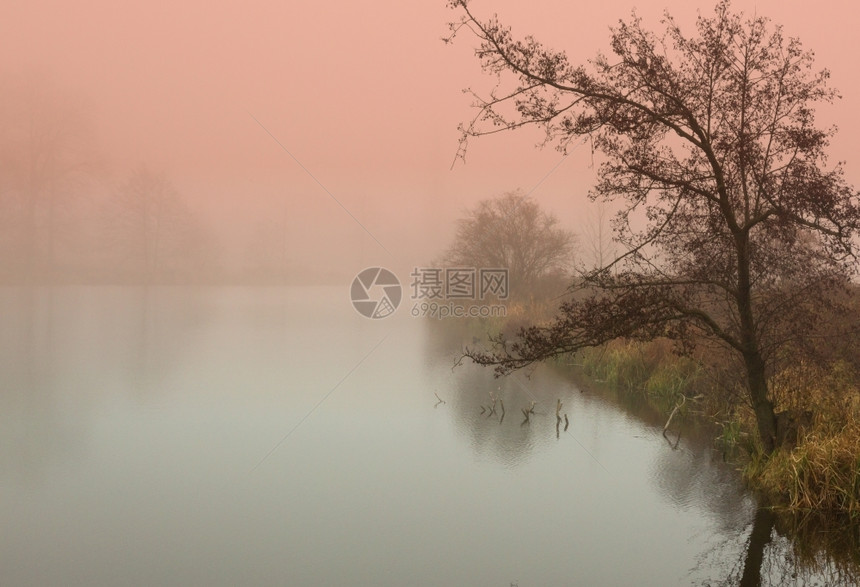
[427,323,860,585]
[699,507,860,586]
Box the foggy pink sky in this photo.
[5,0,860,276]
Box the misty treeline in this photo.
[0,74,296,285]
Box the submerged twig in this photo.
[663,394,687,436]
[663,429,681,449]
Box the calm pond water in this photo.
[1,286,856,585]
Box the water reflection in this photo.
[446,365,541,468]
[429,321,860,586]
[694,508,860,586]
[0,287,83,483]
[740,507,774,586]
[421,321,591,467]
[121,287,209,397]
[0,286,207,483]
[2,289,858,586]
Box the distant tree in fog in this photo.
[443,191,576,299]
[0,74,98,281]
[103,167,216,283]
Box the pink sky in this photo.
[4,0,859,277]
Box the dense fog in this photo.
[2,0,857,284]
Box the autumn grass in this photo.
[743,361,860,518]
[435,294,561,342]
[578,339,702,412]
[751,425,860,515]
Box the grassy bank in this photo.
[570,338,860,518]
[575,339,702,414]
[745,361,860,516]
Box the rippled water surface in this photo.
[1,287,853,585]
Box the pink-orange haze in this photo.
[3,0,859,282]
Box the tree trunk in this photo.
[745,350,777,454]
[736,232,777,454]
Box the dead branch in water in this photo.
[663,428,681,449]
[663,394,687,436]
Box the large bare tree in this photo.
[448,0,860,453]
